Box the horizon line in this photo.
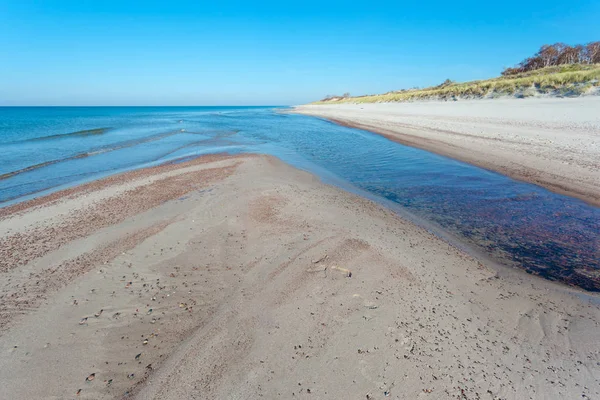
[0,105,289,107]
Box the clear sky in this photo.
[1,0,599,106]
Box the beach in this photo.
[293,97,600,206]
[1,153,599,399]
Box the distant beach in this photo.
[293,97,600,207]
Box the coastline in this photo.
[292,98,600,207]
[1,153,599,399]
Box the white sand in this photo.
[0,154,599,400]
[293,97,600,206]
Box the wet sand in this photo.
[293,98,600,206]
[0,154,599,399]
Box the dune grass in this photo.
[314,64,600,104]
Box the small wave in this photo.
[152,138,224,160]
[0,158,78,180]
[0,130,181,181]
[1,137,237,203]
[27,127,112,142]
[186,130,240,138]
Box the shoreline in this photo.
[292,98,600,207]
[1,153,599,399]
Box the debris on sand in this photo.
[311,254,328,264]
[330,265,352,277]
[307,264,353,277]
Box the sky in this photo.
[0,0,599,105]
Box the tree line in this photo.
[321,92,351,101]
[502,41,600,76]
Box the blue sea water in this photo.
[0,106,599,290]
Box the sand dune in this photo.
[293,97,600,206]
[0,154,599,399]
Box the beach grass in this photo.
[314,64,600,104]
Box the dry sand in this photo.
[0,154,599,400]
[293,97,600,206]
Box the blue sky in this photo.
[1,0,599,105]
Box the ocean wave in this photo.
[0,130,181,181]
[24,127,112,142]
[186,130,240,138]
[0,138,239,203]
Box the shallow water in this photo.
[1,106,599,290]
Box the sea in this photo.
[1,106,599,290]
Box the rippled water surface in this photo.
[1,106,599,290]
